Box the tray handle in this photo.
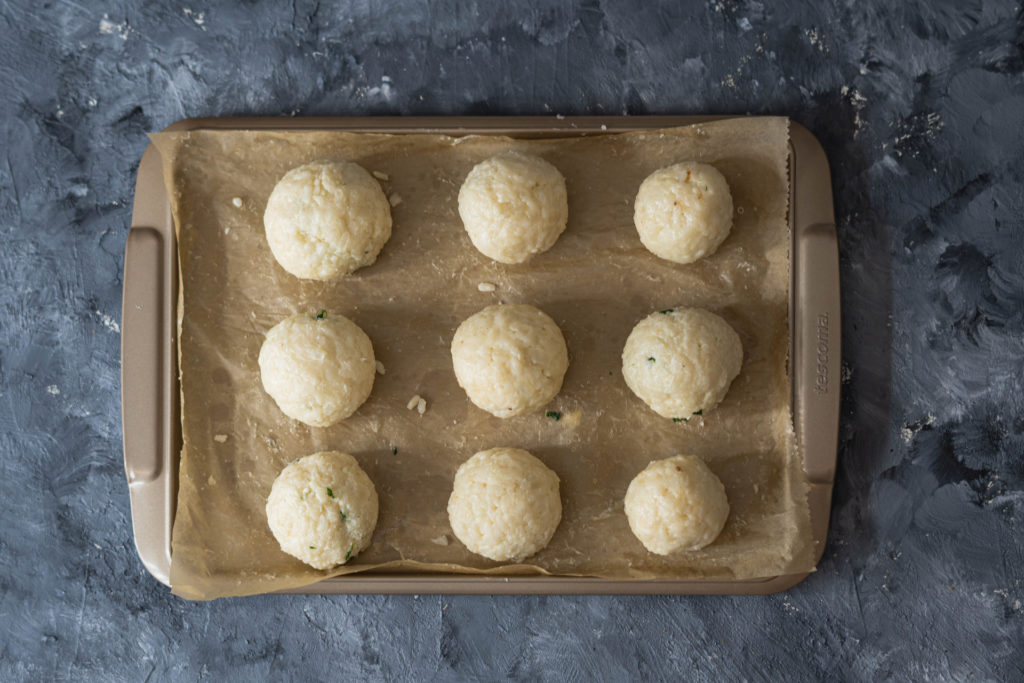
[121,227,164,483]
[121,144,175,585]
[794,222,841,484]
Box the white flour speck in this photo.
[840,86,869,137]
[367,76,394,101]
[900,414,936,443]
[804,27,828,53]
[46,385,60,395]
[99,14,131,40]
[95,310,120,333]
[183,8,206,28]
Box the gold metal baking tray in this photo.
[121,116,839,595]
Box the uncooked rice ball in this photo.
[266,451,379,569]
[264,161,392,279]
[621,307,742,419]
[447,447,562,561]
[458,151,568,264]
[258,311,376,427]
[624,455,729,554]
[633,162,733,264]
[451,304,568,418]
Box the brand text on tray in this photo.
[815,313,829,394]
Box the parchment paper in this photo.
[152,117,814,600]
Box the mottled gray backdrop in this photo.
[1,0,1022,680]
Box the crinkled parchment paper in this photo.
[152,117,813,600]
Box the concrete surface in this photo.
[1,0,1022,680]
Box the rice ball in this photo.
[458,151,568,264]
[258,311,376,427]
[447,447,562,561]
[264,161,392,280]
[624,455,729,554]
[451,304,569,418]
[634,162,733,264]
[621,307,742,419]
[266,451,379,569]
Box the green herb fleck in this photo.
[672,417,688,423]
[326,487,334,498]
[545,411,561,421]
[659,309,674,314]
[315,309,327,319]
[344,543,354,562]
[647,357,656,363]
[693,410,703,416]
[391,446,398,455]
[340,509,348,521]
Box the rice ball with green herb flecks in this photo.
[458,151,568,264]
[266,451,379,569]
[451,304,569,418]
[258,311,376,427]
[634,162,733,264]
[264,161,392,280]
[621,307,742,419]
[624,455,729,554]
[447,447,562,562]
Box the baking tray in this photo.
[121,116,839,595]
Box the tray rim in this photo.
[121,115,839,596]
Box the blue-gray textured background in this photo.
[1,0,1022,680]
